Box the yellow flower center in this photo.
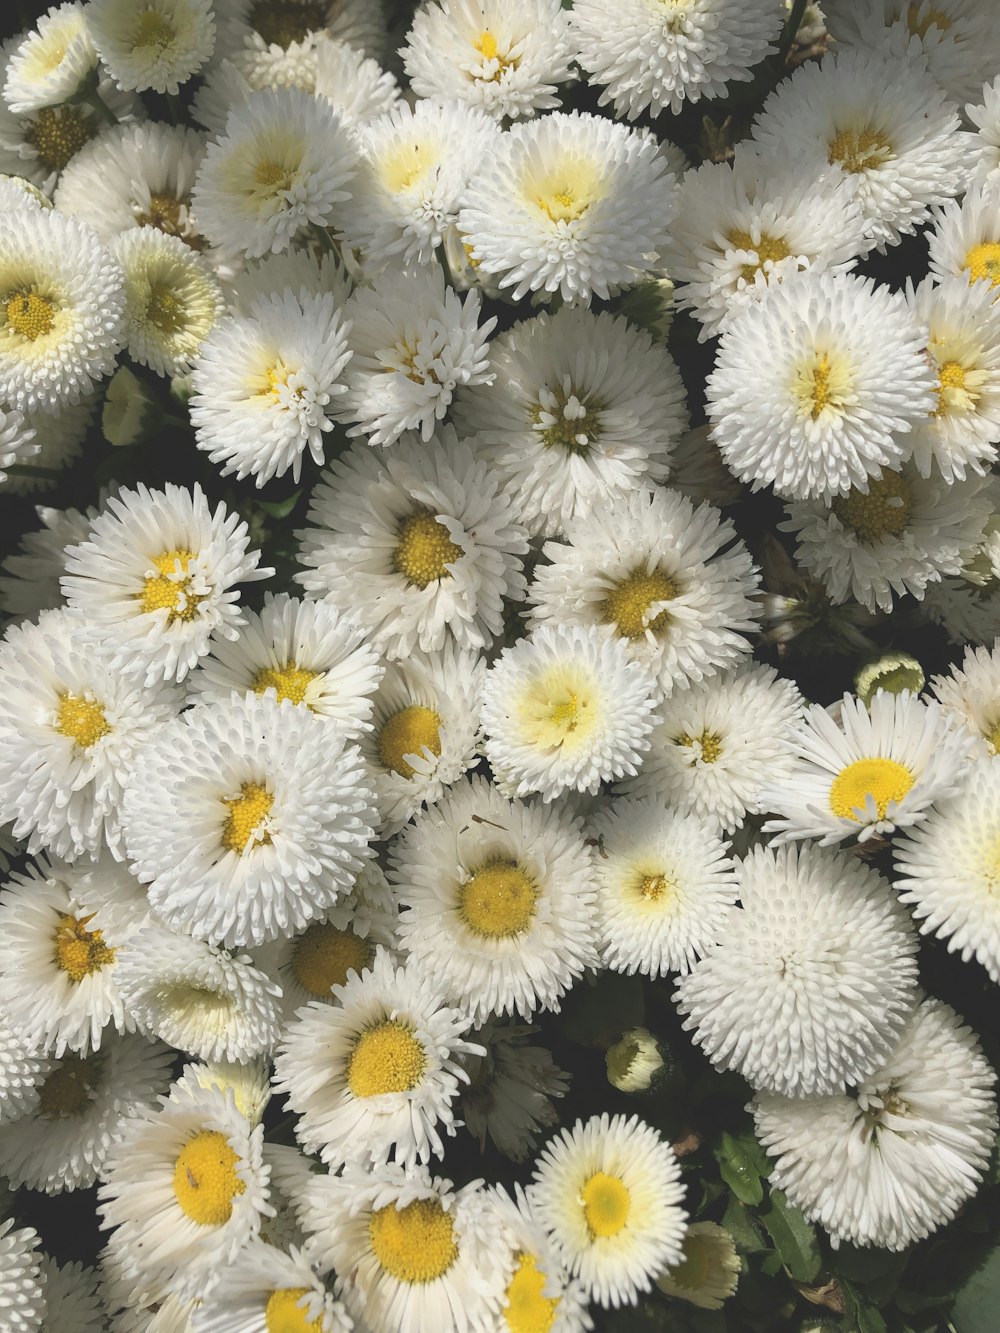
[517,666,599,753]
[394,511,462,589]
[27,104,95,171]
[581,1171,631,1239]
[965,242,1000,288]
[134,191,205,249]
[5,290,55,341]
[264,1288,323,1333]
[829,757,915,820]
[905,3,952,38]
[635,871,673,902]
[291,922,373,998]
[145,283,186,335]
[828,126,893,173]
[172,1130,246,1227]
[254,159,294,192]
[476,30,499,60]
[368,1197,458,1284]
[221,782,274,853]
[55,693,111,749]
[459,859,538,939]
[248,0,328,48]
[532,386,603,454]
[139,548,205,621]
[133,7,175,49]
[832,472,912,543]
[54,912,115,982]
[251,661,319,707]
[668,1232,713,1291]
[603,568,676,640]
[376,704,443,779]
[346,1019,426,1098]
[534,175,596,223]
[37,1053,102,1118]
[934,358,976,414]
[504,1252,559,1333]
[676,729,724,764]
[726,228,791,283]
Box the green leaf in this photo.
[721,1196,767,1255]
[953,1240,1000,1333]
[842,1279,888,1333]
[256,489,302,520]
[713,1128,769,1206]
[759,1188,821,1284]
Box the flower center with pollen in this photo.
[828,126,893,173]
[172,1131,245,1226]
[394,511,462,589]
[37,1053,102,1118]
[139,548,205,621]
[965,243,1000,288]
[248,0,327,48]
[221,782,274,852]
[346,1019,426,1098]
[460,858,539,939]
[676,729,723,764]
[905,3,951,38]
[603,568,676,640]
[252,661,319,707]
[581,1172,631,1239]
[532,383,603,454]
[133,7,175,49]
[27,104,95,171]
[829,757,914,821]
[5,290,55,341]
[377,705,443,778]
[292,922,373,998]
[134,191,204,248]
[146,283,186,335]
[518,665,600,752]
[55,693,110,749]
[634,870,673,903]
[369,1198,459,1284]
[832,472,912,543]
[504,1251,559,1333]
[727,228,791,282]
[54,912,115,982]
[264,1287,324,1333]
[935,359,976,414]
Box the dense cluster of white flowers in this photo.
[0,1,998,1330]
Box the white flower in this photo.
[967,74,1000,188]
[752,999,998,1250]
[99,1243,198,1333]
[453,305,687,540]
[761,690,976,845]
[928,179,1000,290]
[214,0,388,68]
[460,1021,569,1162]
[0,404,37,486]
[569,0,785,120]
[4,3,96,113]
[190,1239,352,1333]
[296,430,527,659]
[390,775,599,1024]
[482,624,660,802]
[401,0,577,122]
[531,1112,688,1309]
[0,1219,45,1333]
[61,482,271,686]
[224,244,352,313]
[0,174,50,212]
[88,0,215,94]
[708,269,936,501]
[122,691,374,949]
[191,87,358,258]
[655,1222,740,1312]
[931,638,1000,754]
[675,841,919,1097]
[458,110,678,303]
[37,1257,104,1333]
[190,286,352,485]
[335,263,494,447]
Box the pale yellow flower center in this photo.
[460,859,538,939]
[133,7,175,49]
[828,126,893,173]
[581,1171,631,1238]
[727,227,791,282]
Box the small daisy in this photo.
[88,0,215,95]
[655,1222,740,1311]
[61,481,271,686]
[967,74,1000,188]
[761,689,975,845]
[453,305,687,540]
[569,0,785,120]
[706,269,937,501]
[0,1015,51,1124]
[122,691,375,949]
[458,110,678,303]
[191,87,358,259]
[531,1112,688,1309]
[482,624,660,802]
[38,1257,104,1332]
[928,180,1000,290]
[605,1027,665,1094]
[296,430,527,659]
[674,842,919,1097]
[190,286,352,485]
[752,999,998,1250]
[273,949,483,1170]
[620,663,804,835]
[527,487,760,699]
[589,796,739,979]
[116,922,282,1063]
[335,263,494,447]
[401,0,577,122]
[931,639,1000,754]
[3,3,96,113]
[390,774,599,1023]
[0,1219,45,1333]
[460,1020,569,1162]
[190,1239,352,1333]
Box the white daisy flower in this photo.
[931,639,1000,754]
[749,46,976,253]
[190,1239,351,1333]
[214,0,387,68]
[675,842,919,1097]
[0,1218,45,1333]
[967,74,1000,188]
[0,1032,173,1193]
[527,486,759,699]
[114,227,224,378]
[569,0,785,120]
[589,796,738,979]
[453,306,687,540]
[0,496,95,620]
[928,179,1000,290]
[894,758,1000,982]
[620,663,804,835]
[122,691,374,949]
[401,0,577,122]
[301,1162,507,1333]
[531,1112,688,1309]
[655,1222,740,1312]
[458,110,678,303]
[38,1257,104,1333]
[116,922,282,1063]
[0,206,125,413]
[273,948,483,1170]
[98,1081,273,1299]
[296,430,527,659]
[482,624,660,803]
[0,1015,51,1124]
[1,395,95,498]
[460,1020,569,1163]
[782,465,995,613]
[761,689,976,845]
[191,87,358,259]
[3,3,96,113]
[0,608,182,861]
[391,775,598,1024]
[752,999,998,1250]
[99,1243,199,1333]
[88,0,215,95]
[706,269,936,501]
[61,481,271,687]
[335,263,494,448]
[337,98,498,269]
[189,286,352,486]
[175,1057,272,1130]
